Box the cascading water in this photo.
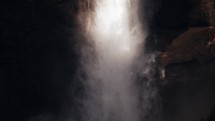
[79,0,157,121]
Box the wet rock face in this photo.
[157,27,215,121]
[160,27,215,65]
[155,0,215,121]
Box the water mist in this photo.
[79,0,159,121]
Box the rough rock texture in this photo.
[160,27,215,65]
[155,0,215,121]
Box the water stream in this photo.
[81,0,149,121]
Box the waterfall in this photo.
[79,0,155,121]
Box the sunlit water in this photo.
[82,0,146,121]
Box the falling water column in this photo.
[82,0,146,121]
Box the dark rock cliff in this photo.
[155,0,215,121]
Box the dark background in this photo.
[1,0,82,120]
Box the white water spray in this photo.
[81,0,150,121]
